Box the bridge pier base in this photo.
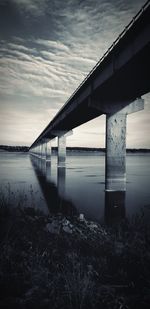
[58,135,66,167]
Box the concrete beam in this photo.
[51,130,73,137]
[88,97,144,115]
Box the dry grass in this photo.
[0,190,150,308]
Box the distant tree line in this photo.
[0,145,29,152]
[0,145,150,153]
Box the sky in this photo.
[0,0,150,148]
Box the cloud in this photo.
[0,0,149,147]
[35,39,70,53]
[0,34,96,104]
[11,0,48,16]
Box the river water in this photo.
[0,151,150,224]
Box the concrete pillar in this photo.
[46,141,51,161]
[42,143,46,160]
[105,112,126,191]
[89,97,144,191]
[37,145,39,157]
[44,143,47,160]
[41,144,43,159]
[40,144,42,159]
[105,98,144,191]
[58,135,66,167]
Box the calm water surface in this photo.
[0,152,150,224]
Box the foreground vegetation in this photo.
[0,194,150,309]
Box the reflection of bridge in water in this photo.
[30,156,77,217]
[30,155,126,225]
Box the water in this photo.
[0,151,150,224]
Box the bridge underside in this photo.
[35,40,150,141]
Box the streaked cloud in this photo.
[0,0,149,147]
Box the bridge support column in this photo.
[40,144,42,159]
[46,141,51,161]
[105,98,144,191]
[56,130,73,167]
[38,145,40,158]
[105,113,126,191]
[90,97,144,191]
[44,143,47,160]
[41,144,45,160]
[58,135,66,167]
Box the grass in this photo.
[0,189,150,309]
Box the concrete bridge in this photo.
[30,0,150,192]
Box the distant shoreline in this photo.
[0,145,150,153]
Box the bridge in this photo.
[30,0,150,192]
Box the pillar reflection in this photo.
[41,158,46,175]
[46,161,51,182]
[104,190,126,225]
[30,156,76,216]
[57,167,66,199]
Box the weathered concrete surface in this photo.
[46,142,51,161]
[105,98,144,191]
[58,135,66,167]
[105,113,126,191]
[41,144,45,160]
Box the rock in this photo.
[62,225,73,234]
[87,222,98,230]
[62,218,73,234]
[45,221,60,234]
[79,213,85,221]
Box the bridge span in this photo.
[30,0,150,192]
